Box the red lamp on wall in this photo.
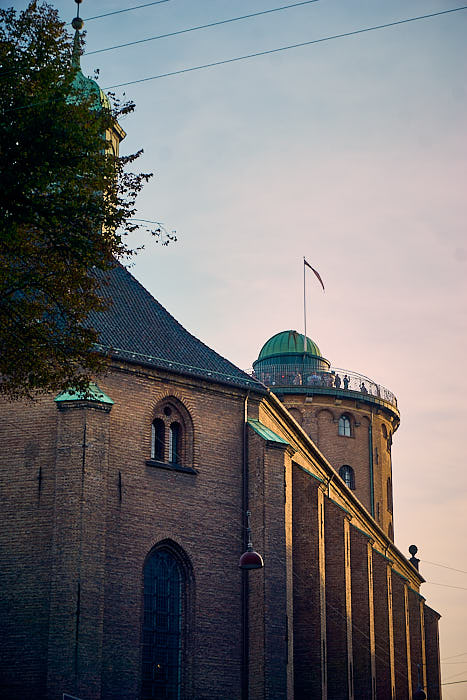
[239,511,263,570]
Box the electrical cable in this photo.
[103,5,467,90]
[425,581,467,591]
[87,0,321,55]
[442,652,467,661]
[421,560,467,575]
[442,679,467,685]
[85,0,170,22]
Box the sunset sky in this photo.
[20,0,467,694]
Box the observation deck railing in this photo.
[247,364,398,409]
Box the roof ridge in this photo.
[89,262,263,392]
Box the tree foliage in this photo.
[0,1,166,399]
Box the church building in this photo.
[0,14,441,700]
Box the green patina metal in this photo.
[257,330,322,360]
[247,419,289,445]
[253,330,331,373]
[70,29,110,111]
[54,382,114,405]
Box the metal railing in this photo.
[247,364,397,408]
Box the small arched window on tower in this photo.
[338,414,351,437]
[169,422,181,464]
[339,465,355,490]
[151,418,165,461]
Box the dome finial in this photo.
[71,0,84,70]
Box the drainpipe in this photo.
[369,413,375,518]
[241,391,250,700]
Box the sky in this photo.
[19,0,467,695]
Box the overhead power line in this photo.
[87,0,321,55]
[442,679,467,685]
[425,581,467,591]
[103,5,467,90]
[442,651,467,661]
[85,0,170,22]
[422,559,467,575]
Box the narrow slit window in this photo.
[152,419,165,461]
[169,422,181,464]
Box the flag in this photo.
[304,258,325,292]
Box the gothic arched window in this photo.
[142,549,184,700]
[338,414,351,437]
[148,399,194,470]
[339,464,355,490]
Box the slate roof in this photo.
[89,263,264,392]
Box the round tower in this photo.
[252,330,399,540]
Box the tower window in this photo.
[142,548,184,700]
[338,415,351,437]
[339,464,355,490]
[151,419,165,461]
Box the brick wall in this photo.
[324,498,349,699]
[281,394,396,539]
[424,605,441,700]
[373,551,393,700]
[292,465,323,698]
[350,525,373,699]
[0,394,57,699]
[391,572,410,699]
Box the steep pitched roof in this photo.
[89,263,263,392]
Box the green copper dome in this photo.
[71,69,111,111]
[258,331,322,360]
[70,28,110,111]
[253,330,330,373]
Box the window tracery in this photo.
[149,399,194,472]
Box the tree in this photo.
[0,1,171,400]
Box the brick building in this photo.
[0,22,441,700]
[0,262,441,699]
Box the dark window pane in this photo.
[152,419,165,461]
[169,423,181,464]
[142,550,182,700]
[339,465,355,490]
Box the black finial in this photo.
[72,0,84,30]
[409,544,420,570]
[71,16,83,30]
[71,1,84,69]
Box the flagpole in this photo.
[303,256,307,353]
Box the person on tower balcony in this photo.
[343,374,350,389]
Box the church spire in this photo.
[71,0,84,70]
